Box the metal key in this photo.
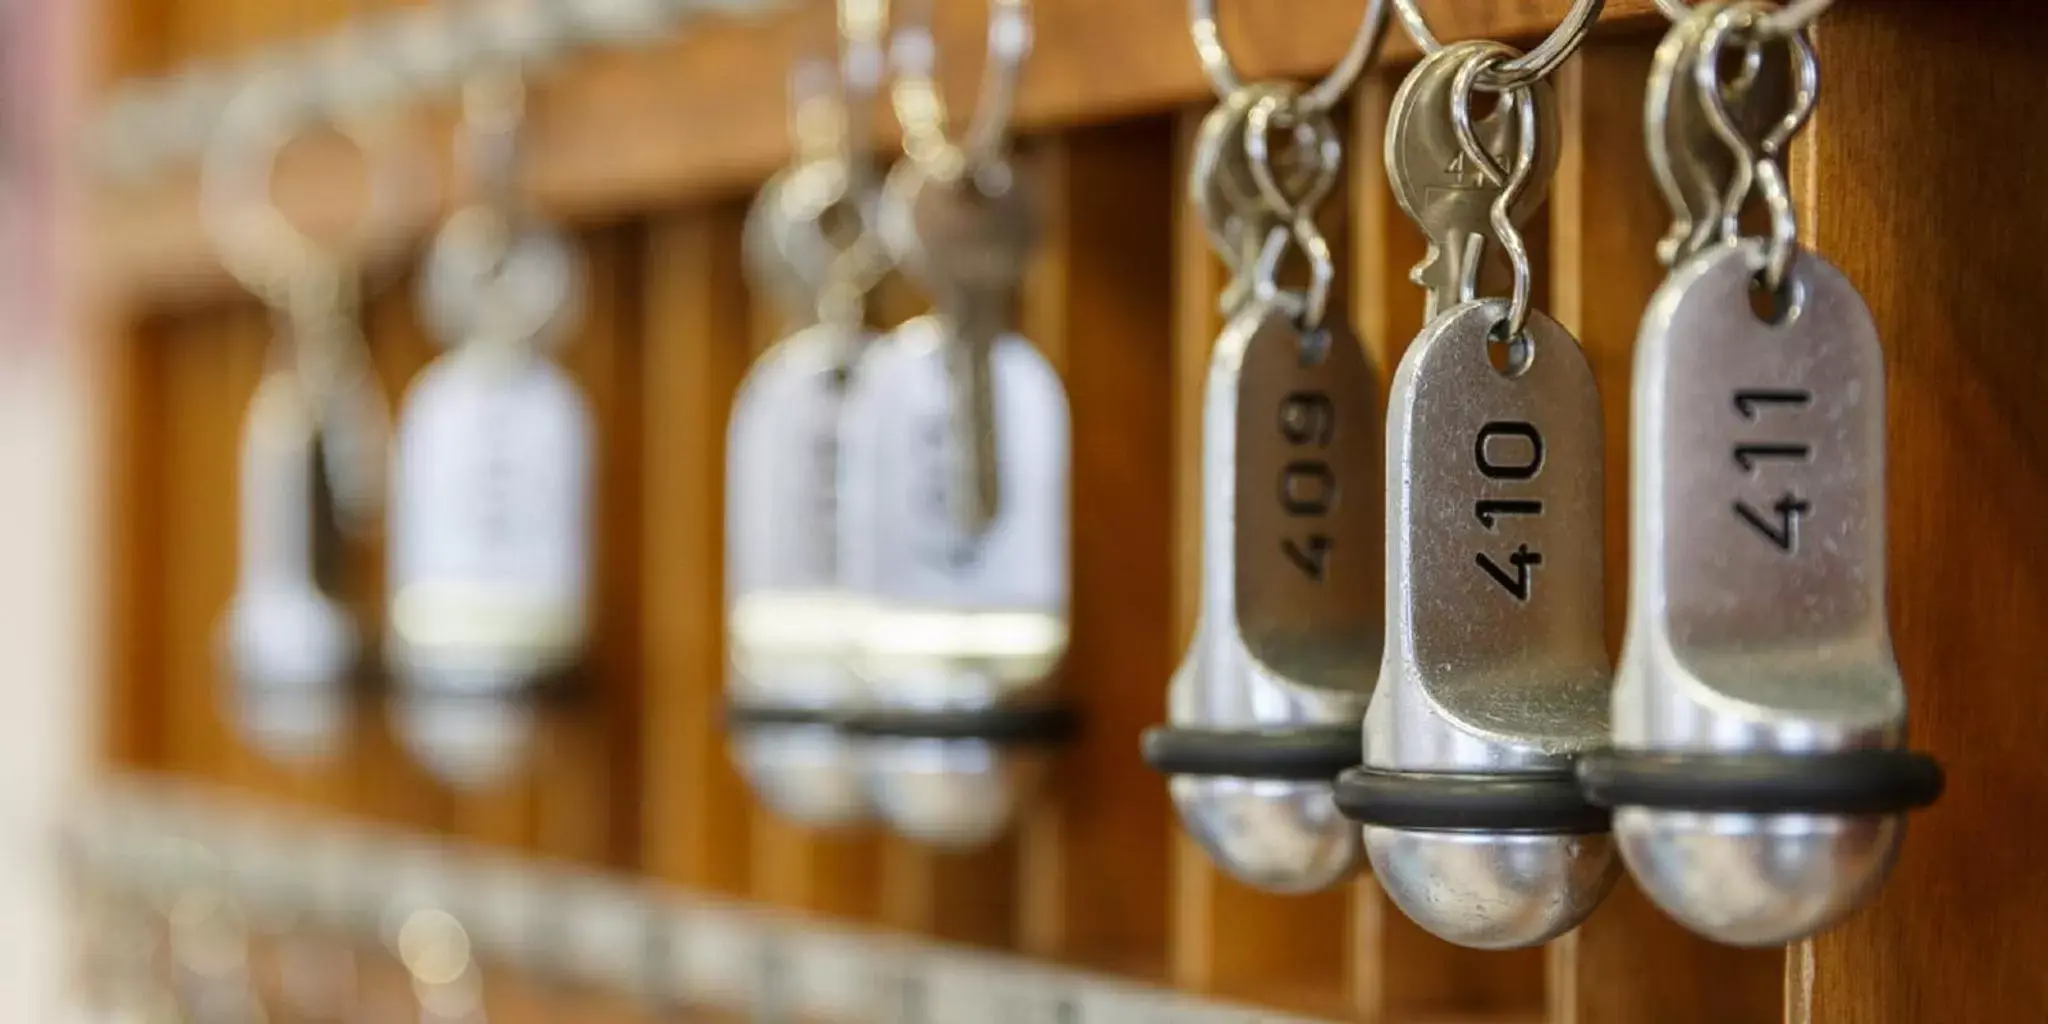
[1647,3,1794,267]
[1386,41,1560,323]
[888,161,1039,535]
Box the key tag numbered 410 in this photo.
[837,0,1076,851]
[1581,1,1942,948]
[1143,0,1390,896]
[388,68,594,793]
[1333,19,1617,950]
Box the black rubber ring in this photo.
[839,705,1079,744]
[1576,748,1945,815]
[1140,726,1362,781]
[1333,766,1612,834]
[723,703,846,730]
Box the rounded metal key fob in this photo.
[389,221,593,791]
[223,370,358,765]
[837,316,1072,849]
[726,323,873,828]
[1583,240,1942,946]
[1147,296,1381,894]
[1339,299,1616,949]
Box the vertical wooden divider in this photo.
[1793,4,2048,1020]
[744,254,881,925]
[1164,107,1351,1020]
[1008,121,1176,974]
[154,308,264,788]
[100,314,167,773]
[357,277,457,834]
[640,205,755,898]
[1346,68,1549,1024]
[1542,40,1782,1024]
[536,224,645,871]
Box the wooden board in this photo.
[1792,1,2048,1020]
[93,0,1668,307]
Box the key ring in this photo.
[1449,43,1543,343]
[1191,0,1389,113]
[200,57,414,312]
[1392,0,1602,92]
[1656,0,1831,32]
[1242,89,1343,330]
[890,0,1029,180]
[1695,2,1819,295]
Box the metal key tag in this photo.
[1351,300,1615,949]
[1595,239,1935,946]
[387,350,593,789]
[725,323,872,828]
[838,316,1071,848]
[223,370,357,766]
[1154,294,1381,894]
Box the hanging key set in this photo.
[724,0,1077,849]
[160,0,1950,971]
[205,4,599,798]
[1145,0,1941,949]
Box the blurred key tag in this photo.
[224,370,356,764]
[1224,298,1381,684]
[725,324,867,704]
[839,317,1071,682]
[388,349,593,786]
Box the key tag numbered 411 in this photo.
[1333,13,1618,950]
[388,68,594,793]
[838,0,1077,851]
[1142,0,1390,896]
[1580,0,1942,948]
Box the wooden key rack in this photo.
[82,0,2048,1021]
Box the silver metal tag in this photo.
[725,322,870,827]
[1618,239,1902,748]
[386,350,591,789]
[224,370,355,763]
[1225,300,1381,691]
[838,315,1071,703]
[1370,300,1610,771]
[388,351,594,692]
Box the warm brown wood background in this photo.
[90,0,2048,1021]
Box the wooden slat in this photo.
[1345,67,1547,1024]
[535,225,646,869]
[1541,40,1781,1024]
[94,0,1667,308]
[1011,122,1176,974]
[1792,2,2048,1020]
[156,306,263,783]
[639,205,755,897]
[98,315,168,770]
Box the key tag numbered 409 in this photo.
[1142,0,1390,896]
[1580,1,1942,948]
[1333,16,1617,950]
[838,0,1076,851]
[725,4,890,830]
[389,68,594,793]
